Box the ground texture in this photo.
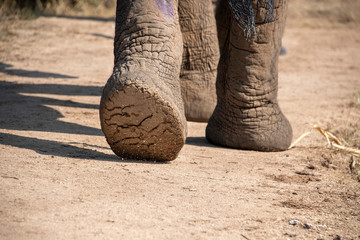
[0,1,359,239]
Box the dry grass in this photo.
[291,92,360,151]
[290,92,360,181]
[0,0,116,20]
[290,123,360,156]
[332,93,360,150]
[290,123,360,181]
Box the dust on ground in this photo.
[0,0,359,239]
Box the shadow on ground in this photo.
[0,74,117,161]
[185,136,229,150]
[186,136,213,147]
[43,14,115,22]
[0,63,78,79]
[0,80,102,135]
[0,132,118,161]
[92,33,113,40]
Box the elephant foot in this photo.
[206,103,292,151]
[100,75,186,161]
[207,0,292,151]
[100,0,187,161]
[180,70,217,122]
[179,0,219,122]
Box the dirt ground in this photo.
[0,1,360,239]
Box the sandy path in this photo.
[0,5,359,240]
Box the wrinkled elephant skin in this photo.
[99,0,293,161]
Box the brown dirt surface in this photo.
[1,1,360,239]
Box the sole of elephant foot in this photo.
[100,85,186,161]
[205,105,293,151]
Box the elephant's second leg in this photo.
[100,0,186,161]
[178,0,219,122]
[206,0,292,151]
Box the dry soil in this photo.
[0,1,359,239]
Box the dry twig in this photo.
[289,123,360,157]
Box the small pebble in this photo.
[280,46,287,55]
[316,224,327,228]
[303,223,312,229]
[289,220,299,225]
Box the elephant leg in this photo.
[206,0,293,151]
[178,0,219,122]
[100,0,186,161]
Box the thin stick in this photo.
[288,131,312,149]
[289,123,360,157]
[332,143,360,156]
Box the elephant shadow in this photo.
[186,136,212,147]
[0,62,78,79]
[185,136,227,149]
[0,64,124,161]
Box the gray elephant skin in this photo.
[99,0,293,161]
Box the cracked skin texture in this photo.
[206,0,292,151]
[100,0,292,161]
